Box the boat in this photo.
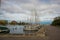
[23,25,38,31]
[0,26,10,33]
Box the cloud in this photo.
[38,0,60,4]
[0,0,60,22]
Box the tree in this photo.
[51,16,60,26]
[0,20,8,25]
[9,21,18,25]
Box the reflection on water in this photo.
[6,25,38,34]
[7,25,25,34]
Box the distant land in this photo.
[0,20,52,25]
[29,20,52,24]
[40,20,52,24]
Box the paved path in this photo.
[45,26,60,40]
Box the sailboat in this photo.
[23,9,40,34]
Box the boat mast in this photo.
[31,8,38,24]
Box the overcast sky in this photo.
[0,0,60,22]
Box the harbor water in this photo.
[7,25,25,34]
[0,25,38,34]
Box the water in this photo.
[2,25,38,34]
[7,25,25,34]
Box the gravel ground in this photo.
[0,25,60,40]
[0,37,45,40]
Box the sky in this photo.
[0,0,60,22]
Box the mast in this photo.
[34,9,37,24]
[31,8,39,24]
